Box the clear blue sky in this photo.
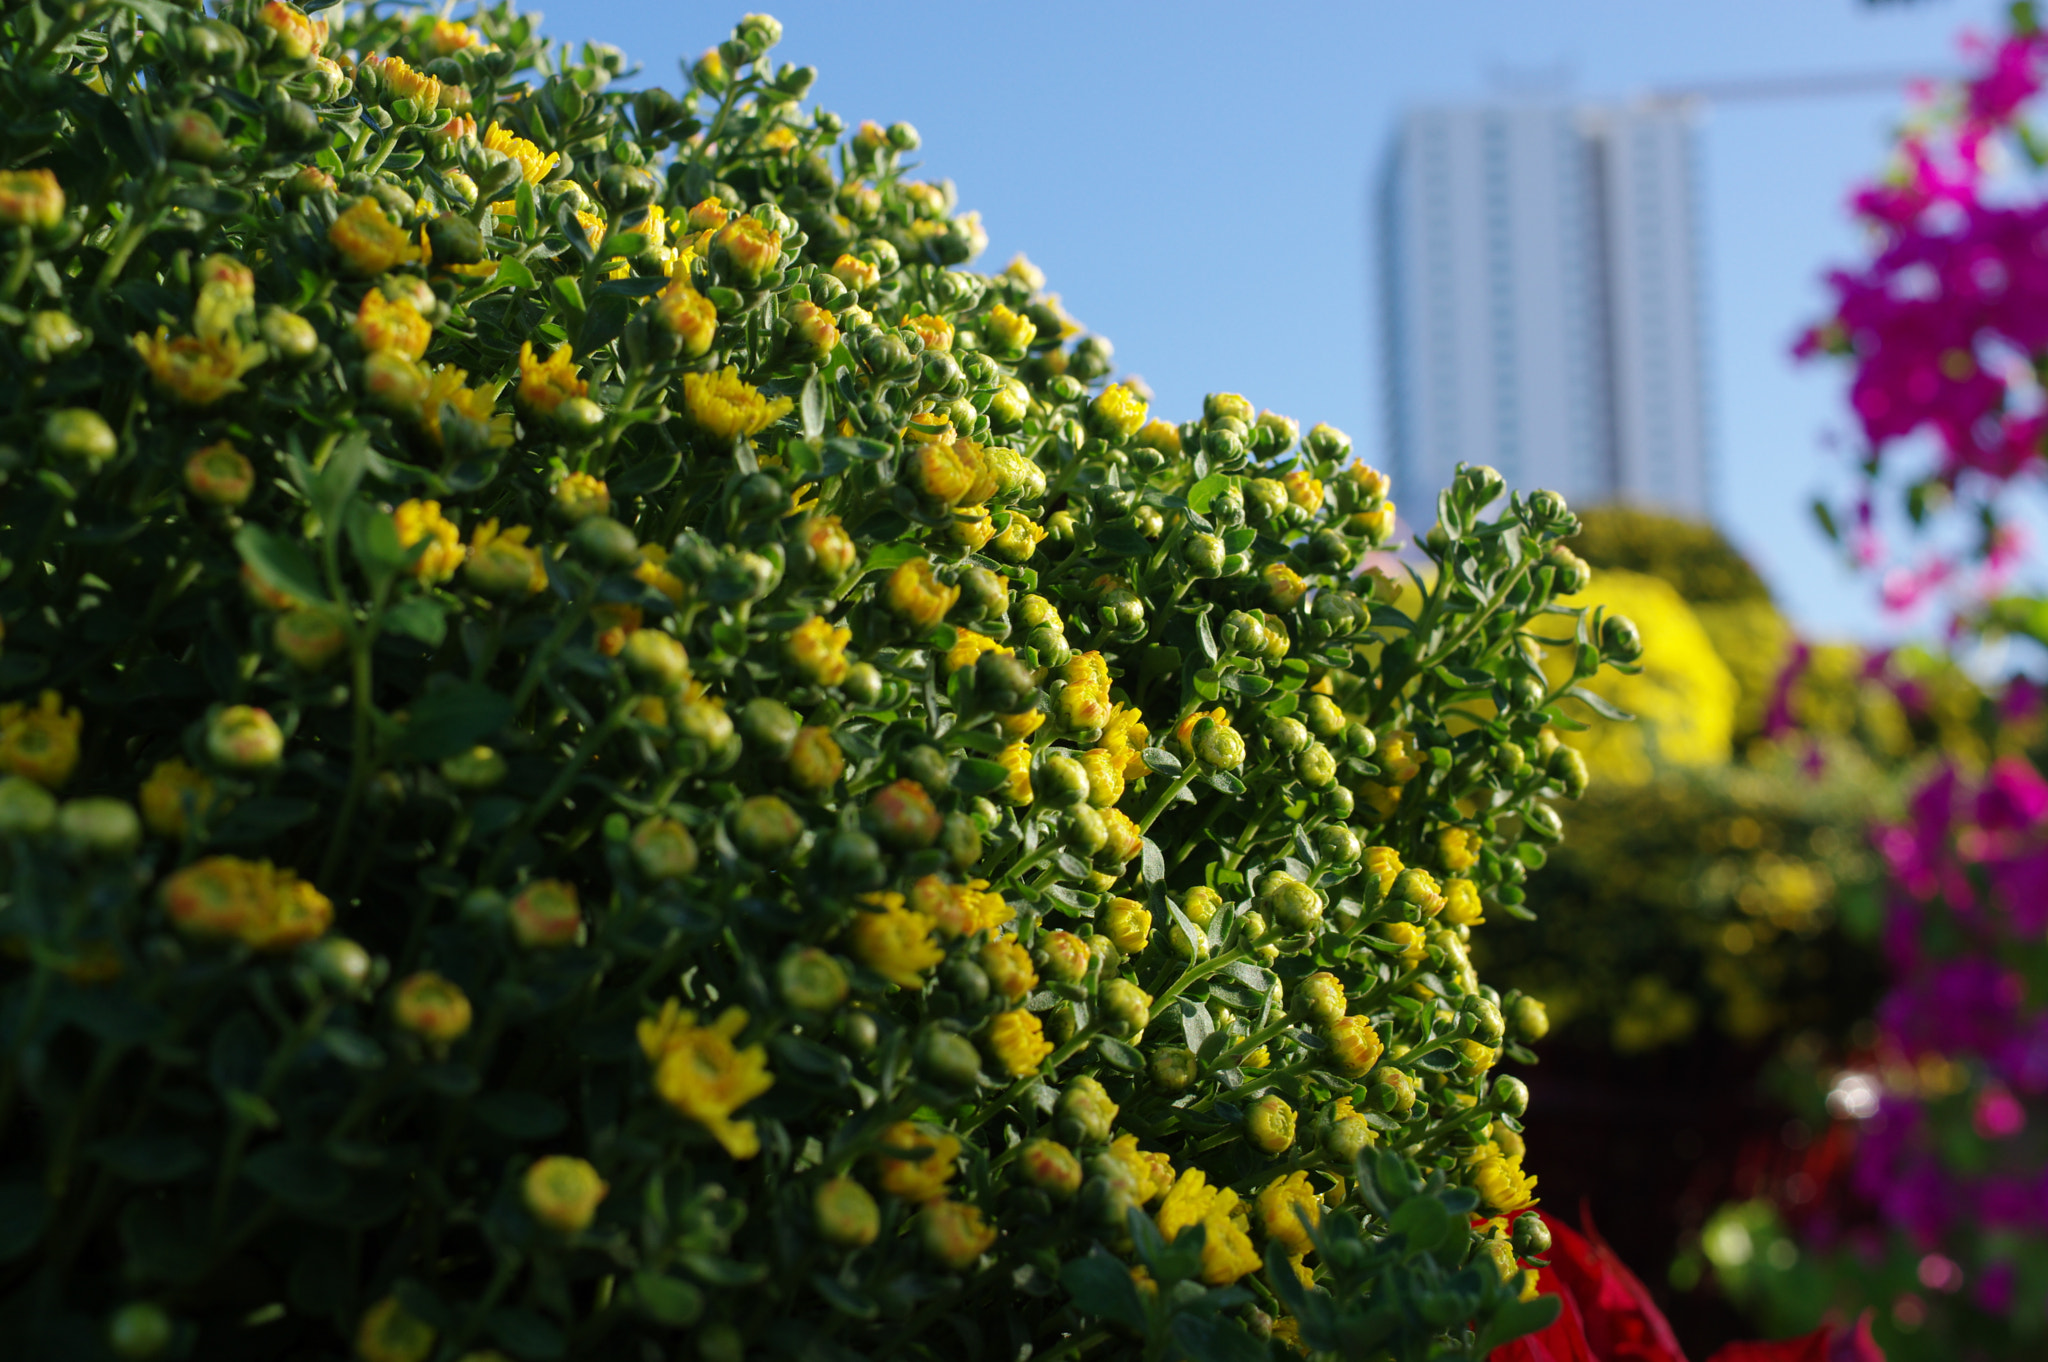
[536,0,2007,640]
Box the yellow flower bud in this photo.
[814,1175,880,1248]
[523,1155,608,1234]
[392,971,472,1043]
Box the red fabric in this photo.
[1487,1213,1886,1362]
[1543,1211,1689,1362]
[1703,1329,1828,1362]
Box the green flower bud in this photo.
[1054,1074,1118,1147]
[1492,1074,1530,1119]
[274,605,350,671]
[1545,545,1592,596]
[1246,477,1289,525]
[1182,532,1226,577]
[940,811,982,871]
[1369,1068,1416,1114]
[571,516,641,568]
[1523,803,1565,842]
[1260,874,1322,932]
[59,797,142,859]
[730,794,803,861]
[838,1007,880,1054]
[623,629,692,692]
[22,310,88,364]
[1264,715,1309,755]
[1036,752,1090,808]
[207,705,284,770]
[630,816,701,881]
[165,108,228,164]
[1600,614,1643,665]
[1306,423,1352,461]
[814,1175,879,1249]
[1244,1094,1296,1154]
[425,212,485,266]
[1315,824,1360,865]
[738,697,801,757]
[1524,488,1573,533]
[107,1303,174,1360]
[439,745,507,791]
[916,1027,983,1087]
[886,121,920,150]
[843,662,884,707]
[1548,745,1589,799]
[779,946,850,1013]
[1017,1138,1083,1199]
[1295,742,1337,788]
[1221,609,1268,658]
[310,937,373,995]
[1193,720,1244,771]
[1454,463,1506,509]
[1099,977,1151,1037]
[737,12,784,51]
[1066,804,1108,858]
[1143,1045,1198,1094]
[0,776,60,837]
[1512,1212,1551,1256]
[974,652,1037,714]
[43,407,117,468]
[1509,994,1550,1042]
[599,163,660,210]
[1322,1113,1373,1163]
[1300,694,1343,740]
[827,829,885,888]
[1466,995,1506,1046]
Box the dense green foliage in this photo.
[0,4,1632,1359]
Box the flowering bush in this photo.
[0,4,1633,1358]
[1799,1,2048,620]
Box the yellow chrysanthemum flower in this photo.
[638,1001,775,1159]
[847,899,944,990]
[393,499,464,583]
[139,756,217,837]
[132,327,263,406]
[353,287,432,359]
[1156,1170,1260,1286]
[516,341,587,415]
[986,1010,1053,1076]
[681,366,794,439]
[482,121,559,187]
[328,197,421,274]
[0,690,83,788]
[873,1120,960,1202]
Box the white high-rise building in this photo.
[1376,100,1710,517]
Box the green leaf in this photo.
[581,290,632,353]
[384,598,448,648]
[800,372,825,439]
[487,1305,566,1361]
[1141,747,1183,776]
[472,1092,568,1140]
[1561,685,1634,722]
[1474,1291,1564,1353]
[634,1272,705,1326]
[681,1251,770,1286]
[388,682,514,762]
[809,1273,878,1320]
[88,1134,207,1184]
[1187,472,1235,515]
[348,501,408,588]
[1059,1249,1147,1330]
[0,1182,51,1262]
[952,758,1010,797]
[243,1143,348,1209]
[234,524,327,604]
[1094,1036,1143,1072]
[1096,522,1152,557]
[309,431,369,530]
[491,256,537,291]
[1171,1313,1267,1362]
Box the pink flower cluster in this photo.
[1802,28,2048,614]
[1850,757,2048,1267]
